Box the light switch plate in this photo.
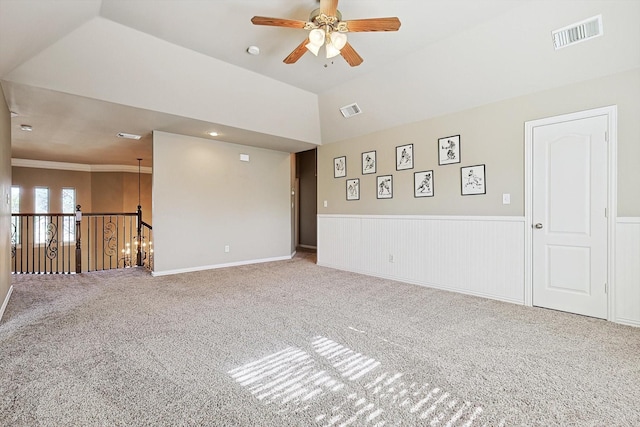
[502,193,511,204]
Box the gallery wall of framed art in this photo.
[326,129,493,210]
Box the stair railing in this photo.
[11,205,152,274]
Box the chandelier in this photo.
[120,237,152,268]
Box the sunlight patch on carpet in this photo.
[229,335,499,426]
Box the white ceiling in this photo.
[1,0,639,168]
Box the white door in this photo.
[532,115,608,319]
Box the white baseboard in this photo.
[151,255,293,277]
[298,244,317,250]
[617,217,640,224]
[614,317,640,328]
[318,262,525,306]
[0,285,14,322]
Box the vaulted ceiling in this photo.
[1,0,638,168]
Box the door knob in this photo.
[534,223,543,229]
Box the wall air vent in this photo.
[552,15,602,50]
[339,103,362,118]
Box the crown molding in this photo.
[12,158,152,174]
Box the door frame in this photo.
[524,105,617,320]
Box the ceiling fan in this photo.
[251,0,401,67]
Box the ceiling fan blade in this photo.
[340,42,363,67]
[284,39,310,64]
[320,0,339,17]
[251,16,308,29]
[344,17,401,32]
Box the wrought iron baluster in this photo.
[104,216,117,269]
[10,220,16,259]
[94,217,99,271]
[36,215,40,273]
[75,205,82,274]
[31,215,35,273]
[26,216,30,273]
[129,216,133,267]
[45,215,59,273]
[61,216,64,273]
[10,218,17,273]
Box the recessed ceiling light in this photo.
[117,132,142,140]
[20,124,32,131]
[208,131,219,137]
[247,46,260,55]
[10,111,18,118]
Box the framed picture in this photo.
[461,164,486,195]
[377,175,393,199]
[346,179,360,200]
[334,156,346,178]
[396,144,413,170]
[438,135,461,165]
[362,150,376,175]
[414,170,434,198]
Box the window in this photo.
[11,186,20,213]
[11,186,20,244]
[35,187,49,213]
[62,188,76,242]
[34,187,49,244]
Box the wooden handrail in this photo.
[12,213,75,216]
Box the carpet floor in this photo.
[1,253,639,426]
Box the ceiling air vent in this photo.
[340,103,362,118]
[117,132,142,140]
[552,15,602,50]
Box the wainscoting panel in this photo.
[318,215,526,304]
[615,218,640,326]
[318,216,363,272]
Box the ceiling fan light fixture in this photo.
[325,42,341,59]
[305,41,322,56]
[330,32,347,50]
[251,1,400,67]
[306,28,326,56]
[326,31,347,58]
[308,28,325,46]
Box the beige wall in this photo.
[0,86,11,315]
[91,172,152,220]
[11,167,92,213]
[90,172,121,213]
[152,131,292,274]
[123,172,152,221]
[317,68,640,217]
[11,168,152,223]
